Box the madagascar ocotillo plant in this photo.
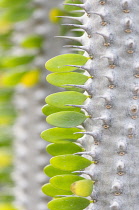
[41,0,139,209]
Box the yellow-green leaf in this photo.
[46,142,84,156]
[50,154,92,171]
[21,35,43,48]
[44,165,74,177]
[42,183,72,197]
[64,0,82,12]
[41,127,84,143]
[46,111,87,128]
[45,91,87,109]
[71,179,94,197]
[50,174,84,191]
[48,197,90,210]
[0,203,17,210]
[1,55,34,68]
[45,54,88,72]
[1,7,34,23]
[0,0,29,7]
[46,72,88,87]
[42,104,80,116]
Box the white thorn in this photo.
[117,160,125,175]
[110,201,120,210]
[55,35,82,43]
[126,38,135,54]
[122,0,130,13]
[124,18,132,33]
[63,3,85,10]
[57,15,83,23]
[112,181,123,195]
[117,140,127,154]
[95,32,113,46]
[101,54,118,68]
[127,124,136,138]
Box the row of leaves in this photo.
[49,0,83,38]
[0,0,43,87]
[0,0,49,209]
[0,0,81,209]
[0,1,44,209]
[0,0,82,88]
[0,87,18,210]
[41,52,95,210]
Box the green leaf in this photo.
[45,54,88,72]
[71,179,94,197]
[0,167,13,183]
[41,127,84,143]
[46,111,87,128]
[65,87,84,93]
[0,104,16,125]
[1,70,27,86]
[64,0,82,12]
[42,183,72,197]
[42,104,80,116]
[50,175,84,191]
[1,195,14,203]
[0,88,14,102]
[0,0,30,7]
[0,31,13,50]
[44,165,75,177]
[46,72,88,88]
[0,137,12,147]
[21,35,43,48]
[1,55,34,68]
[0,128,13,147]
[48,197,90,210]
[1,7,34,22]
[45,91,87,109]
[46,142,84,156]
[50,154,92,171]
[0,203,17,210]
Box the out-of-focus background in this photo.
[0,0,82,209]
[0,0,63,209]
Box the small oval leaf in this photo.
[50,154,92,171]
[48,197,90,210]
[0,88,13,102]
[42,183,72,197]
[71,179,94,197]
[0,0,29,8]
[1,70,27,86]
[0,203,17,210]
[45,54,88,72]
[41,127,84,143]
[21,35,43,49]
[50,175,84,191]
[46,142,84,156]
[0,167,13,183]
[45,91,87,109]
[46,111,87,128]
[42,104,80,116]
[64,0,82,12]
[21,70,40,87]
[1,7,34,23]
[46,72,88,87]
[44,165,75,177]
[0,150,12,168]
[1,55,34,68]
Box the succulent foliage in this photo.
[42,0,139,209]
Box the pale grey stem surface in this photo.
[77,0,139,209]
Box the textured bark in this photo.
[72,0,139,209]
